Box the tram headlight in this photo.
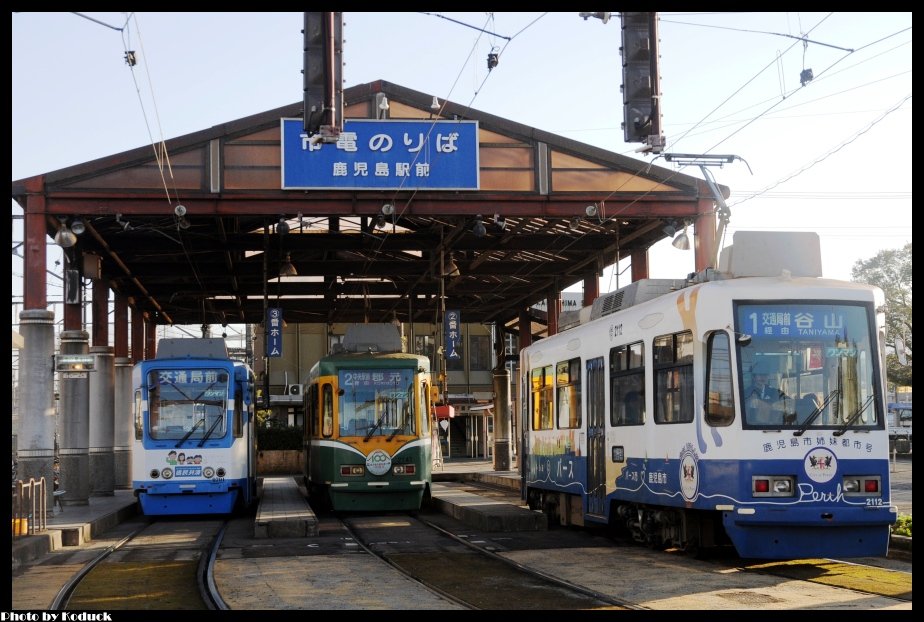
[752,475,794,497]
[392,464,416,475]
[843,475,881,496]
[216,467,226,478]
[161,468,174,479]
[340,465,365,476]
[203,467,215,479]
[843,478,860,493]
[772,479,792,494]
[150,469,160,479]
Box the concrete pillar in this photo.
[16,309,56,513]
[131,304,144,363]
[583,274,599,307]
[546,291,561,336]
[58,330,91,505]
[113,357,134,489]
[493,368,512,471]
[89,346,115,496]
[695,197,718,271]
[145,318,157,359]
[631,248,649,282]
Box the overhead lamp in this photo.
[662,222,677,237]
[54,222,77,248]
[277,217,290,235]
[375,214,387,229]
[174,204,187,217]
[279,253,298,277]
[493,214,506,232]
[569,216,581,231]
[381,203,395,216]
[444,256,461,278]
[376,93,390,119]
[431,96,440,110]
[585,204,598,218]
[70,218,86,236]
[672,225,691,250]
[177,216,191,230]
[472,216,486,238]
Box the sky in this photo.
[12,12,913,332]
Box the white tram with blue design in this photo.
[520,232,897,559]
[131,338,257,515]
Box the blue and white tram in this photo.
[520,235,897,559]
[132,338,257,515]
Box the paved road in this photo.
[889,453,911,517]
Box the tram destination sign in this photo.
[281,118,479,190]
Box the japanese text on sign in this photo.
[281,119,479,190]
[266,308,283,357]
[444,310,461,360]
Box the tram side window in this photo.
[322,383,334,437]
[556,358,582,429]
[234,389,243,438]
[531,366,554,430]
[610,342,645,426]
[420,382,431,435]
[654,331,694,424]
[704,331,734,426]
[134,390,143,440]
[306,384,318,439]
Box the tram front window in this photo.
[338,369,416,437]
[736,302,881,431]
[147,369,229,441]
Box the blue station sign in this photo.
[444,310,461,361]
[266,308,283,358]
[281,118,480,190]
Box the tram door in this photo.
[586,357,606,517]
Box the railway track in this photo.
[342,513,636,610]
[48,518,229,610]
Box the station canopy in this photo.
[13,80,718,333]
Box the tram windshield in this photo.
[337,369,416,438]
[147,369,229,442]
[736,302,881,431]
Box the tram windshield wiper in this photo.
[364,404,390,442]
[834,394,875,437]
[161,377,193,402]
[176,417,205,447]
[794,389,839,437]
[198,413,224,447]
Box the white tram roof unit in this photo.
[718,231,822,278]
[567,231,824,329]
[338,323,403,354]
[155,338,230,359]
[590,279,688,321]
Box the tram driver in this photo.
[745,360,788,425]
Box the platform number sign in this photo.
[266,308,283,357]
[444,310,461,361]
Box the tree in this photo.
[851,242,912,388]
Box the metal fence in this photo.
[12,476,48,538]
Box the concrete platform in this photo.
[254,476,319,537]
[430,480,546,531]
[11,489,138,572]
